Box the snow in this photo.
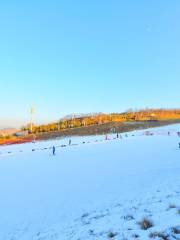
[0,124,180,240]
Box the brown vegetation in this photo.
[0,109,180,146]
[22,109,180,134]
[138,217,154,230]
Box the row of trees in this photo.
[22,109,180,134]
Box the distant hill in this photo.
[22,108,180,134]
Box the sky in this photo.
[0,0,180,128]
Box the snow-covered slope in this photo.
[0,124,180,240]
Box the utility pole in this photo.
[72,114,75,128]
[30,105,35,132]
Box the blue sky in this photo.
[0,0,180,128]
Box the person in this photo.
[69,139,71,146]
[52,146,56,155]
[179,143,180,149]
[117,133,119,138]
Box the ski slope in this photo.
[0,124,180,240]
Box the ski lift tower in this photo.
[30,105,35,132]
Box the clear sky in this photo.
[0,0,180,128]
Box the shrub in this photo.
[172,227,180,234]
[149,231,168,239]
[107,231,117,238]
[168,204,177,209]
[124,214,134,221]
[138,217,154,230]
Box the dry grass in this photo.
[138,217,154,230]
[107,231,117,238]
[149,231,168,240]
[172,227,180,234]
[168,203,177,209]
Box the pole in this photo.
[30,105,35,132]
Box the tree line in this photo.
[22,109,180,134]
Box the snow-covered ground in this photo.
[0,124,180,240]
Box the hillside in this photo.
[0,109,180,146]
[23,109,180,134]
[0,128,18,136]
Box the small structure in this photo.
[14,130,29,137]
